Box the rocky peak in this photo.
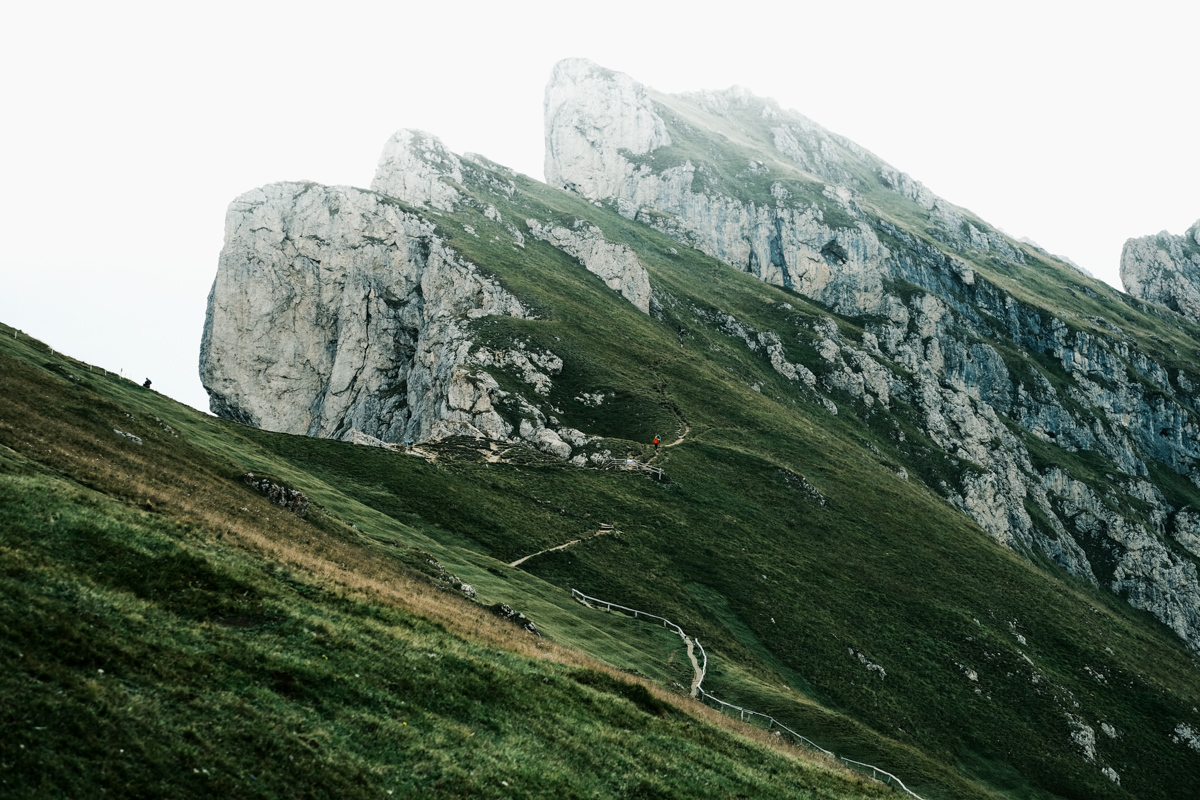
[199,178,532,445]
[543,58,671,199]
[1121,219,1200,322]
[540,59,1200,656]
[542,59,1012,318]
[372,129,464,211]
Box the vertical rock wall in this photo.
[199,180,528,444]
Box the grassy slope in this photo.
[4,143,1200,799]
[401,159,1200,800]
[0,321,895,799]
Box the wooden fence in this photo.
[570,588,924,799]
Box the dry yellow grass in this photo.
[1,348,879,792]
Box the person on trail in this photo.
[142,378,152,389]
[653,434,661,452]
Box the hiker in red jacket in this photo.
[653,434,661,452]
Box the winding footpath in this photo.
[684,634,703,697]
[508,526,616,567]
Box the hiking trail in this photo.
[666,424,689,448]
[684,635,703,696]
[509,524,617,567]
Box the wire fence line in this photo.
[570,588,925,800]
[571,589,686,637]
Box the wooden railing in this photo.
[571,588,925,799]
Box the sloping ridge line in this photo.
[570,588,924,800]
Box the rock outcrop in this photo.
[1120,220,1200,322]
[525,218,651,312]
[372,129,464,211]
[201,130,638,465]
[200,178,530,444]
[543,58,1200,653]
[544,58,672,200]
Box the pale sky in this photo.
[2,1,1196,413]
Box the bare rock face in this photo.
[1120,220,1200,322]
[544,58,671,200]
[525,218,651,313]
[543,59,985,317]
[372,129,464,211]
[199,174,529,444]
[542,58,1200,654]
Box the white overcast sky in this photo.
[2,1,1196,413]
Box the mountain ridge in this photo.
[538,58,1200,655]
[183,58,1200,798]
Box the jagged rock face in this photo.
[199,180,529,444]
[734,260,1200,652]
[372,129,464,211]
[544,58,989,317]
[627,175,895,314]
[525,218,650,312]
[201,129,639,464]
[543,58,1200,653]
[544,58,671,200]
[1121,220,1200,322]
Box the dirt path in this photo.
[666,424,690,448]
[648,423,689,465]
[509,526,615,567]
[570,589,705,697]
[684,635,704,697]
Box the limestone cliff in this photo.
[543,58,1200,653]
[544,58,988,317]
[201,130,645,464]
[1121,220,1200,322]
[199,180,529,444]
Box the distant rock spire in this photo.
[1120,219,1200,322]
